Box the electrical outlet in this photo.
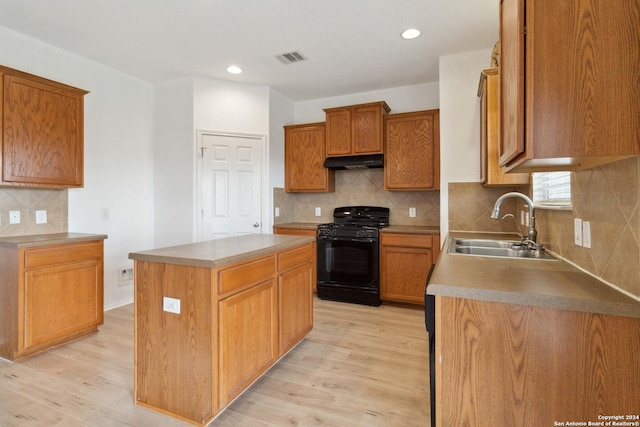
[315,207,321,217]
[582,221,591,248]
[118,268,134,286]
[409,207,416,218]
[9,211,20,224]
[35,210,47,224]
[101,208,110,221]
[574,218,583,246]
[275,207,280,217]
[163,297,181,314]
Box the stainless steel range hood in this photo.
[323,154,384,170]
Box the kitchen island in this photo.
[129,234,315,426]
[427,232,640,426]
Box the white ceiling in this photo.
[0,0,499,101]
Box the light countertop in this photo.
[129,234,315,268]
[0,233,108,248]
[427,232,640,318]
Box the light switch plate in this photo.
[315,207,321,217]
[9,210,20,224]
[582,221,591,248]
[409,207,416,218]
[163,297,181,314]
[275,207,280,217]
[574,218,583,246]
[36,210,47,224]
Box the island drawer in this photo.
[218,255,276,296]
[278,243,313,273]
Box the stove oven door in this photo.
[316,236,380,305]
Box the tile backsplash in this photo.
[448,156,640,299]
[0,188,68,236]
[274,168,440,226]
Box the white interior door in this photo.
[197,131,264,241]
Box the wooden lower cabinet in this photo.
[436,296,640,426]
[380,232,440,305]
[134,241,315,425]
[0,239,105,361]
[219,280,278,407]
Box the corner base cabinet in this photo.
[0,235,106,361]
[131,236,315,425]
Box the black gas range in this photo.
[316,206,389,306]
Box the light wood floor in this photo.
[0,297,430,426]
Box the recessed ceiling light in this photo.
[227,65,242,74]
[401,28,421,40]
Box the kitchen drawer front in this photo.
[24,242,103,269]
[278,243,313,273]
[381,233,433,248]
[218,255,276,296]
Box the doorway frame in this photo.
[195,129,269,242]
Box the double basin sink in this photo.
[449,238,559,260]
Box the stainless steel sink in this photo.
[449,238,559,260]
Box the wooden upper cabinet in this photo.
[284,122,334,192]
[384,110,440,191]
[499,0,640,172]
[478,68,529,186]
[1,65,88,188]
[324,101,390,157]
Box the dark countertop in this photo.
[427,232,640,318]
[129,234,315,268]
[0,232,108,248]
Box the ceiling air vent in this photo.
[276,51,307,64]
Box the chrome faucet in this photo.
[491,192,538,244]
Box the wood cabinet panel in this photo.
[325,109,352,156]
[134,261,214,423]
[24,260,102,350]
[352,105,385,154]
[380,232,439,305]
[219,280,277,407]
[217,255,276,296]
[1,65,87,188]
[437,296,640,425]
[277,243,313,273]
[0,238,104,361]
[284,122,334,192]
[499,0,640,172]
[478,68,529,186]
[24,241,103,268]
[384,110,440,190]
[278,263,313,354]
[324,101,389,157]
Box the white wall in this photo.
[153,77,276,247]
[268,89,295,225]
[438,48,493,238]
[294,82,440,123]
[153,78,195,248]
[0,25,156,310]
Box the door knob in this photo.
[253,222,260,228]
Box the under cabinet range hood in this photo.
[323,154,384,170]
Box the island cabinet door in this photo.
[278,263,313,355]
[218,279,278,407]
